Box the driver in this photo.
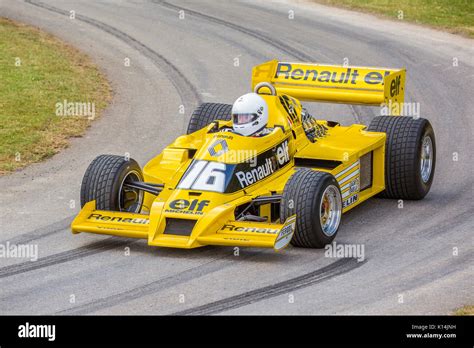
[231,93,271,137]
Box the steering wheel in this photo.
[254,82,277,96]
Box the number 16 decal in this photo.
[178,160,231,193]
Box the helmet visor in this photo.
[233,113,258,125]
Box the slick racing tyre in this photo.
[368,116,436,200]
[186,103,232,134]
[80,155,144,213]
[281,169,342,248]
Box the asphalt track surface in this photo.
[0,0,473,315]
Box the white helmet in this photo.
[231,93,268,136]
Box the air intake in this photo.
[164,218,196,236]
[360,152,373,191]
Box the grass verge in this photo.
[312,0,474,38]
[453,305,474,315]
[0,17,111,174]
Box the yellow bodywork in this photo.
[72,60,406,250]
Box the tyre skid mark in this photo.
[0,238,131,279]
[0,216,74,246]
[25,0,202,107]
[156,0,362,122]
[157,0,318,62]
[417,208,474,238]
[57,250,257,314]
[174,258,365,315]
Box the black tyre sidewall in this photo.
[368,116,436,200]
[414,121,436,199]
[80,155,143,211]
[281,169,342,248]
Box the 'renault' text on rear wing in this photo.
[251,60,405,115]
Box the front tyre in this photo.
[368,116,436,200]
[281,169,342,248]
[80,155,144,212]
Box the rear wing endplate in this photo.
[252,60,405,115]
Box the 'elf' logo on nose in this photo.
[168,199,210,212]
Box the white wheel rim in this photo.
[319,185,342,236]
[420,135,433,184]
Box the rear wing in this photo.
[252,60,405,115]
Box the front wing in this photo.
[71,201,296,251]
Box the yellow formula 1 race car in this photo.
[72,60,436,251]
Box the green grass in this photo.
[453,305,474,315]
[313,0,474,38]
[0,18,111,174]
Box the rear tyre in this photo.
[186,103,232,134]
[80,155,144,212]
[281,169,342,248]
[368,116,436,200]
